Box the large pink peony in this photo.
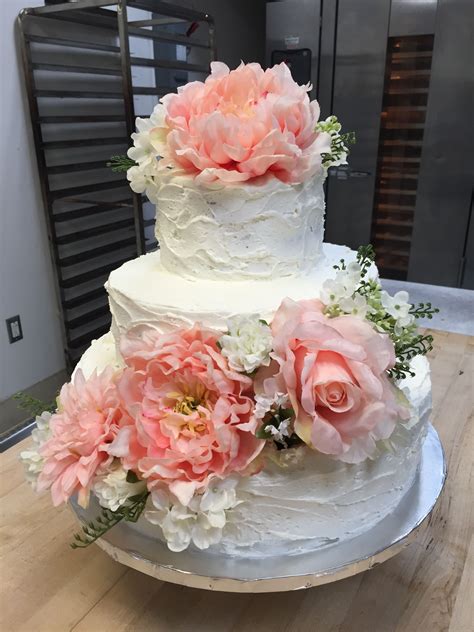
[111,326,265,505]
[149,61,331,184]
[263,298,409,463]
[37,368,128,507]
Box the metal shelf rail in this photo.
[17,0,216,371]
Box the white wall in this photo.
[0,0,65,401]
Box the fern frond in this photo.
[71,491,150,549]
[106,155,137,173]
[13,392,55,417]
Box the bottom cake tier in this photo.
[77,335,431,558]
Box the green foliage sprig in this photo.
[13,392,56,417]
[356,244,376,276]
[409,302,438,318]
[316,115,356,167]
[324,244,439,381]
[106,155,137,173]
[71,491,149,549]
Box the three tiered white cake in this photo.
[22,61,434,559]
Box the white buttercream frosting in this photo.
[76,338,431,558]
[154,174,325,280]
[212,355,431,557]
[106,243,362,343]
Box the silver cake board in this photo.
[71,424,446,593]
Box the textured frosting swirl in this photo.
[106,243,360,344]
[154,174,325,280]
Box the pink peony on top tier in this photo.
[128,61,331,185]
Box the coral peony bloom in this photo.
[144,61,330,185]
[264,298,409,463]
[112,326,265,505]
[37,369,127,507]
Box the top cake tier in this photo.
[154,173,326,281]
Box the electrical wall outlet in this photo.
[6,315,23,343]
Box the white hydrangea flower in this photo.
[126,104,169,202]
[339,293,369,318]
[126,166,161,204]
[321,261,362,305]
[380,290,415,328]
[145,477,240,552]
[92,463,147,512]
[126,165,150,194]
[19,411,52,488]
[127,104,167,173]
[220,315,273,373]
[254,392,289,420]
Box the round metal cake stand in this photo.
[71,424,446,593]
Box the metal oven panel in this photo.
[324,0,391,249]
[390,0,437,37]
[266,0,320,98]
[408,0,474,287]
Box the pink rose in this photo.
[152,61,330,184]
[111,326,264,505]
[264,298,408,463]
[37,369,128,507]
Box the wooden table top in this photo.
[1,330,473,632]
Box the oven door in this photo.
[322,0,473,287]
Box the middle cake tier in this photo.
[106,242,358,343]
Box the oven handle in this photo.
[328,166,371,180]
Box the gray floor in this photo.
[0,369,68,438]
[381,279,474,336]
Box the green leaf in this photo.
[279,406,294,421]
[409,302,439,319]
[125,470,140,484]
[256,426,272,440]
[70,491,149,549]
[106,155,137,173]
[356,244,376,276]
[13,392,55,417]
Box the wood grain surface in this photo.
[1,330,472,632]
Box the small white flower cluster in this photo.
[267,419,292,444]
[315,116,352,168]
[19,411,52,488]
[92,464,147,512]
[321,261,371,318]
[145,477,240,552]
[254,392,293,445]
[220,315,273,373]
[380,290,414,330]
[321,261,415,331]
[254,392,289,420]
[126,105,168,203]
